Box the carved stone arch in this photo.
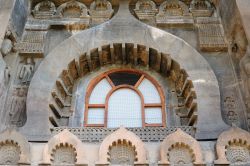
[40,129,88,165]
[158,0,190,16]
[159,128,204,165]
[32,0,56,19]
[0,129,30,165]
[134,0,157,11]
[134,0,158,21]
[56,0,89,18]
[90,0,113,11]
[33,0,56,12]
[22,0,228,141]
[96,127,148,165]
[89,0,114,25]
[214,127,250,165]
[190,0,214,17]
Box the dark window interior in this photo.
[108,72,141,86]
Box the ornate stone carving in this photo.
[109,141,136,165]
[51,126,195,143]
[18,58,35,85]
[56,0,89,18]
[40,129,88,165]
[0,140,20,165]
[32,0,56,19]
[96,127,147,165]
[134,0,158,21]
[1,39,13,56]
[168,143,194,165]
[223,94,240,127]
[215,127,250,165]
[196,17,228,52]
[156,0,194,28]
[89,0,114,25]
[0,129,30,164]
[51,143,77,165]
[226,140,250,165]
[15,30,47,57]
[159,128,204,165]
[8,86,28,127]
[190,0,214,17]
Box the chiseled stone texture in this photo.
[21,0,228,141]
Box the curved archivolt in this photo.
[49,43,198,129]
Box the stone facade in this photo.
[0,0,250,165]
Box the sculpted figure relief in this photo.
[19,58,35,85]
[8,86,28,127]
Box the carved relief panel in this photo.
[156,0,194,28]
[109,143,136,165]
[196,17,227,52]
[32,0,56,19]
[90,0,114,25]
[168,143,194,166]
[0,140,21,165]
[15,30,47,57]
[7,86,28,127]
[226,141,250,165]
[51,144,77,165]
[190,0,214,17]
[134,0,158,21]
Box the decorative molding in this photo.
[40,129,88,165]
[50,126,195,143]
[214,127,250,165]
[96,127,148,165]
[0,129,30,164]
[159,128,204,165]
[134,0,158,21]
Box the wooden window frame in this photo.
[84,69,166,127]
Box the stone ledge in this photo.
[50,126,195,143]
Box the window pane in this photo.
[88,108,104,124]
[145,108,162,124]
[108,72,141,86]
[138,78,161,103]
[108,89,142,128]
[89,78,112,104]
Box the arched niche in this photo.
[21,0,228,141]
[159,128,204,166]
[40,129,88,165]
[214,127,250,165]
[32,0,56,19]
[56,0,89,18]
[0,129,30,165]
[96,127,148,165]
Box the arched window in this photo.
[84,69,166,127]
